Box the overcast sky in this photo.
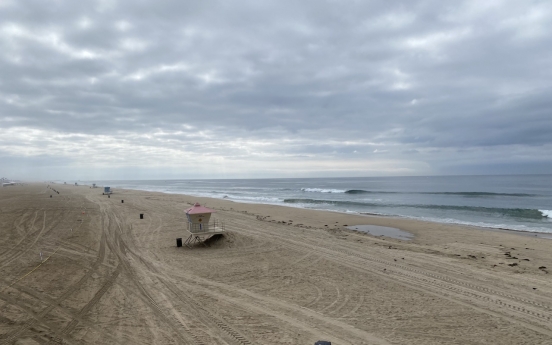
[1,0,552,180]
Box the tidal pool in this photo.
[348,225,414,241]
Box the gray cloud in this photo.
[1,0,551,179]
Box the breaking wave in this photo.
[430,192,536,197]
[283,198,550,220]
[345,189,372,194]
[540,210,552,218]
[301,188,347,193]
[301,189,536,197]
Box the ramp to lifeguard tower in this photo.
[185,233,224,248]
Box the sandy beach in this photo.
[1,183,551,345]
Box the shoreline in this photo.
[72,182,552,240]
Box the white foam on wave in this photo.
[301,188,346,193]
[230,195,283,203]
[539,209,552,218]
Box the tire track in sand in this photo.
[108,206,253,345]
[1,214,107,344]
[228,214,552,336]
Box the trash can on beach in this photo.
[176,238,182,247]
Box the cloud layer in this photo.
[1,0,552,179]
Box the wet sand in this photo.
[1,183,552,344]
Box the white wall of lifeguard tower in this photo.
[186,207,212,233]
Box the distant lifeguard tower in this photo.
[183,203,225,247]
[103,186,111,195]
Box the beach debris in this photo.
[533,287,537,290]
[539,266,547,270]
[508,263,518,267]
[394,259,397,261]
[522,258,530,261]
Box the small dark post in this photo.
[50,195,52,198]
[108,195,110,198]
[140,213,144,219]
[176,238,182,247]
[121,200,124,203]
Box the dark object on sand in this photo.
[122,200,124,203]
[50,195,52,198]
[176,238,182,247]
[140,213,144,219]
[315,341,331,345]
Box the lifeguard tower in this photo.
[183,203,225,247]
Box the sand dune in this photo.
[1,183,551,344]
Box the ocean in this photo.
[79,175,552,234]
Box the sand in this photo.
[1,183,551,345]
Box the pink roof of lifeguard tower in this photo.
[185,203,215,214]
